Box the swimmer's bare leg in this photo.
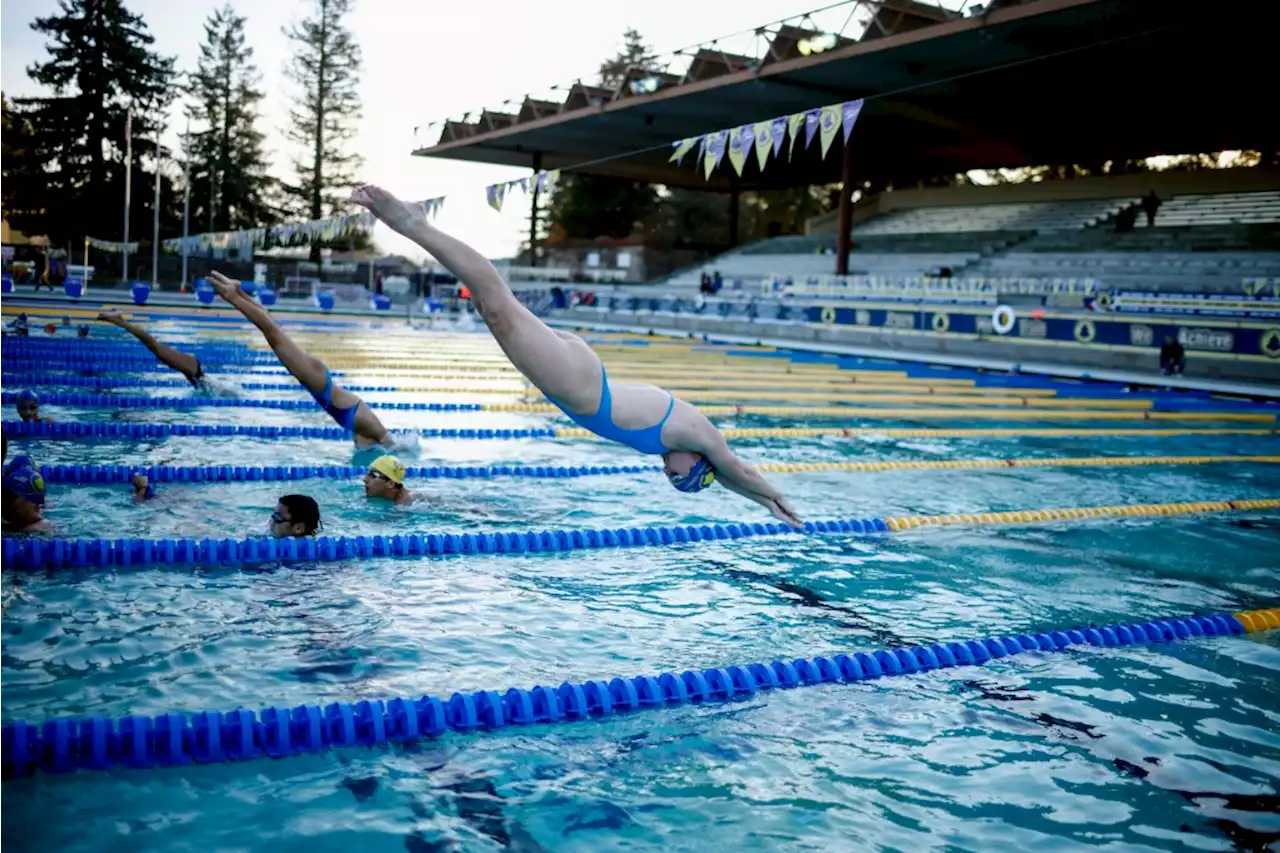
[99,310,203,384]
[207,271,390,444]
[351,185,600,411]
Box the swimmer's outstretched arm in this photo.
[675,420,803,529]
[99,310,202,384]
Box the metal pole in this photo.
[529,151,543,267]
[122,106,132,282]
[152,123,162,287]
[836,135,855,275]
[181,119,191,289]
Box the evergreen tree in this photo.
[184,3,275,233]
[10,0,174,244]
[598,28,653,91]
[282,0,363,261]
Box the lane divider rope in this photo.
[7,421,1279,442]
[35,456,1280,486]
[7,392,1272,420]
[3,608,1275,777]
[5,499,1277,572]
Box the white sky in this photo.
[1,0,838,261]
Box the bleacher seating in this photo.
[1138,190,1280,227]
[850,198,1135,234]
[967,251,1280,294]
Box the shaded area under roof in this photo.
[412,0,1279,192]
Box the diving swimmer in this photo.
[204,271,394,449]
[98,310,224,393]
[350,184,801,528]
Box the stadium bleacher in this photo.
[650,189,1280,301]
[849,197,1135,234]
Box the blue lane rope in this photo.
[0,611,1249,777]
[1,393,509,412]
[3,517,864,571]
[2,421,554,441]
[1,375,444,393]
[39,462,659,485]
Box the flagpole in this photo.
[122,106,132,282]
[181,118,190,291]
[152,118,162,287]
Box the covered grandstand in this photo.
[412,0,1280,383]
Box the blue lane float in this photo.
[1,393,508,412]
[1,421,555,441]
[40,462,660,485]
[3,516,857,571]
[0,611,1250,777]
[0,375,471,393]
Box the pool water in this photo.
[3,312,1279,852]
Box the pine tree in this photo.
[11,0,174,244]
[184,3,275,233]
[598,28,653,91]
[282,0,363,257]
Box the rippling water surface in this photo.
[3,333,1279,852]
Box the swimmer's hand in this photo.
[768,495,804,530]
[207,271,244,301]
[350,184,428,236]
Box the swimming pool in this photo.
[3,307,1279,852]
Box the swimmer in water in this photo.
[363,455,414,505]
[14,390,52,424]
[351,184,801,527]
[203,272,394,449]
[98,310,224,394]
[2,455,51,533]
[270,494,323,538]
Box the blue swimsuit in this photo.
[549,365,673,455]
[309,367,359,432]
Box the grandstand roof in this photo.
[411,0,1275,191]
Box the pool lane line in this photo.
[8,392,1276,421]
[3,608,1276,777]
[5,498,1279,573]
[36,456,1280,486]
[7,421,1279,442]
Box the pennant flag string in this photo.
[159,96,865,254]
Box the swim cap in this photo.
[15,390,38,406]
[2,455,46,506]
[368,454,406,485]
[670,455,716,493]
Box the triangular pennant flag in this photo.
[804,109,821,149]
[669,137,696,165]
[818,104,841,158]
[519,177,530,194]
[703,130,727,180]
[787,113,805,160]
[435,196,445,215]
[726,125,754,176]
[770,117,787,159]
[841,99,864,143]
[544,170,560,195]
[753,121,773,172]
[509,179,523,197]
[486,183,506,212]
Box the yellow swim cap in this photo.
[368,454,406,485]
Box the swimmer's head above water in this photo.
[270,494,322,537]
[663,451,716,493]
[364,455,413,505]
[15,390,40,422]
[2,455,46,530]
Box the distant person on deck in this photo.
[351,183,801,528]
[1141,191,1162,227]
[1160,335,1186,376]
